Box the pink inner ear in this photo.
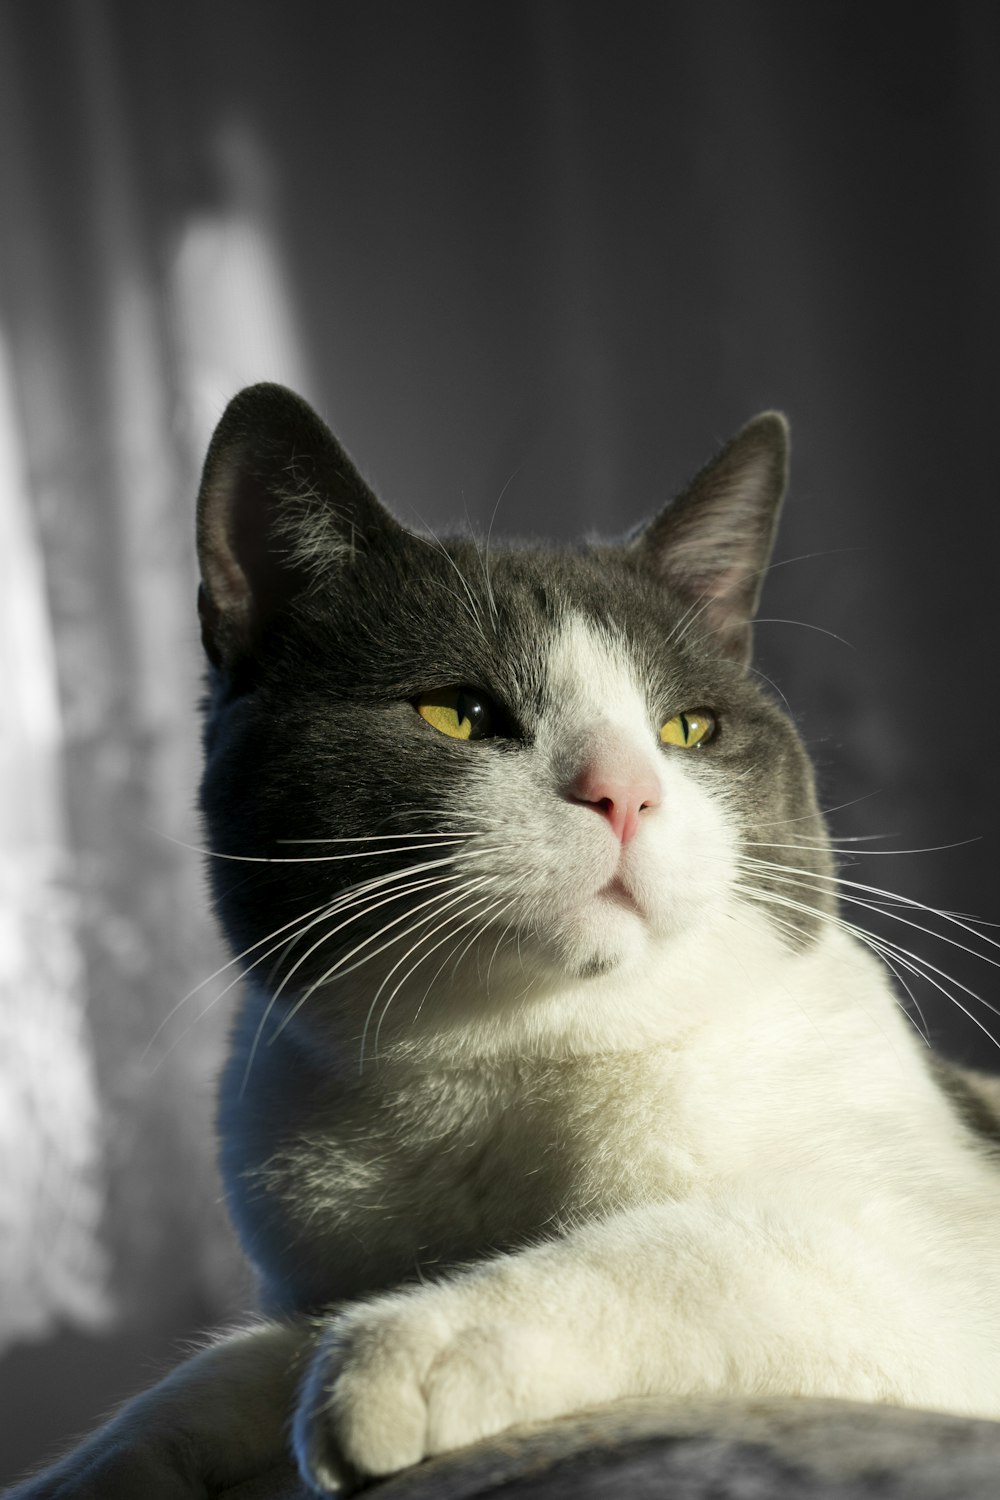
[630,412,787,667]
[196,383,394,667]
[222,462,293,629]
[680,565,756,663]
[198,455,302,662]
[200,473,253,615]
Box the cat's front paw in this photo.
[293,1290,570,1493]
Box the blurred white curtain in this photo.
[0,331,111,1351]
[0,2,311,1357]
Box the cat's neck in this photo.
[234,906,879,1083]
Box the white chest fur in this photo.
[228,920,1000,1327]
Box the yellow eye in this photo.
[659,709,716,748]
[415,687,495,741]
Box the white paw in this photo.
[293,1291,572,1492]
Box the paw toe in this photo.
[294,1313,435,1488]
[424,1323,555,1455]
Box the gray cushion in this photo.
[220,1396,1000,1499]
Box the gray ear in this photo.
[630,412,789,666]
[196,384,401,667]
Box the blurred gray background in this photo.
[1,0,998,1486]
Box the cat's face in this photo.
[198,386,832,1055]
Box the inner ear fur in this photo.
[196,383,399,668]
[631,411,789,666]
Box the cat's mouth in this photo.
[596,875,644,918]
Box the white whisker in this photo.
[358,878,501,1069]
[411,524,491,647]
[732,875,1000,1054]
[236,863,483,1093]
[368,889,507,1067]
[141,895,340,1060]
[731,882,935,1062]
[752,791,884,829]
[271,872,502,1061]
[276,833,476,845]
[739,854,1000,962]
[752,618,854,649]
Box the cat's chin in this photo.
[546,896,652,980]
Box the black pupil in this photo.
[457,691,490,738]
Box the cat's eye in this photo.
[659,709,716,749]
[415,687,497,741]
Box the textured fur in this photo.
[11,387,1000,1498]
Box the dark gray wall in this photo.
[178,0,1000,1061]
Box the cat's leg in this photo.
[295,1192,995,1492]
[6,1319,317,1499]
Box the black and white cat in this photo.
[14,385,1000,1497]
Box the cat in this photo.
[11,384,1000,1498]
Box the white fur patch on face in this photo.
[542,613,657,747]
[457,612,740,985]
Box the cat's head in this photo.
[197,385,833,1059]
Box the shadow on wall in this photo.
[0,13,302,1478]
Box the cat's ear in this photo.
[196,383,401,667]
[630,412,789,666]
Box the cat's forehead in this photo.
[478,543,703,699]
[543,612,653,732]
[406,541,666,713]
[299,530,726,720]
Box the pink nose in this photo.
[566,759,662,845]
